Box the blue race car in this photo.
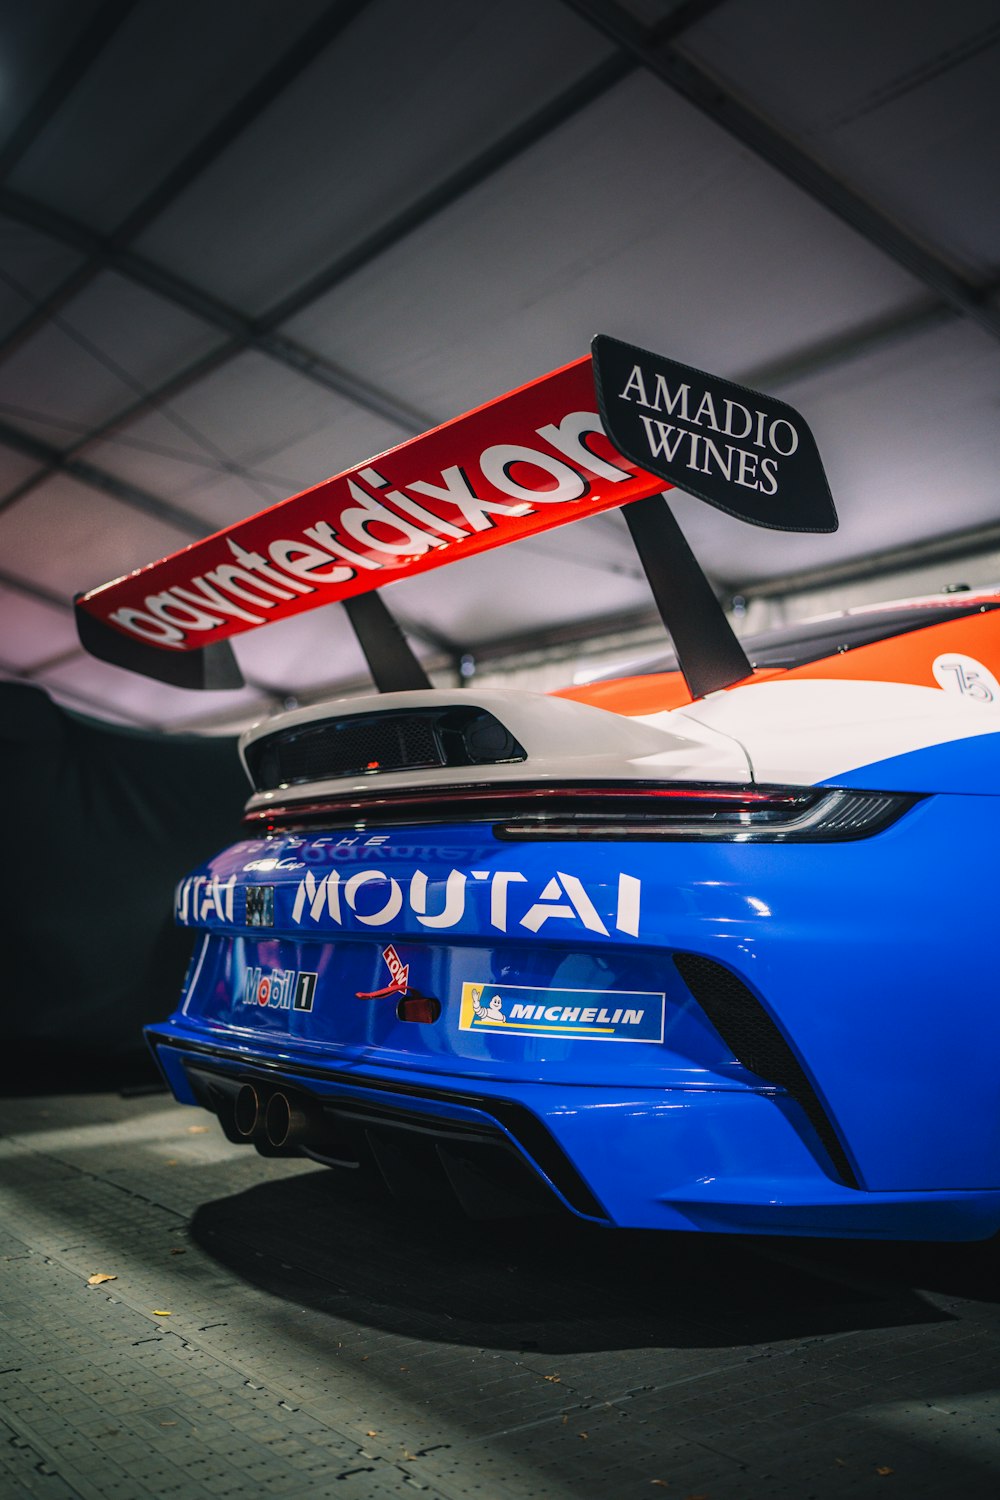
[77,338,1000,1240]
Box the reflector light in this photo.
[396,994,441,1024]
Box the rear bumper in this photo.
[146,1026,1000,1242]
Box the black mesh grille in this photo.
[673,952,858,1188]
[279,717,441,785]
[246,707,525,792]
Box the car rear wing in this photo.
[76,335,836,700]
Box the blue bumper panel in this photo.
[172,930,739,1087]
[148,1032,1000,1241]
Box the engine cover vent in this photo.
[245,707,525,792]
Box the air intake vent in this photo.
[673,952,858,1188]
[245,707,525,792]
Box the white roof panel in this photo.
[0,474,196,602]
[134,0,614,313]
[0,216,86,341]
[384,518,650,649]
[283,69,927,421]
[234,599,375,697]
[0,0,106,144]
[0,271,225,442]
[0,440,45,500]
[684,0,1000,277]
[6,0,334,233]
[85,349,410,527]
[0,583,77,671]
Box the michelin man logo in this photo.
[470,987,506,1024]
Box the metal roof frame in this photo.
[0,0,140,182]
[0,0,374,361]
[562,0,1000,340]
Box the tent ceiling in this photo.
[0,0,997,729]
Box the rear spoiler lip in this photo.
[236,685,754,803]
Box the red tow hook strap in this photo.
[357,944,410,999]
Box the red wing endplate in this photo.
[76,337,835,693]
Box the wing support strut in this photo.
[342,591,432,692]
[623,493,752,699]
[74,588,430,695]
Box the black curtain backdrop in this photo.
[1,684,247,1090]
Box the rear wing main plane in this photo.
[76,335,836,700]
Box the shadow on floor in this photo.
[188,1162,981,1356]
[0,1046,166,1097]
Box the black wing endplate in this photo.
[592,334,837,534]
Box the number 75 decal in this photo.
[932,654,1000,704]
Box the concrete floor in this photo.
[1,1087,999,1499]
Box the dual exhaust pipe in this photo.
[231,1083,313,1153]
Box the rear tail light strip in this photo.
[244,781,919,843]
[495,787,913,842]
